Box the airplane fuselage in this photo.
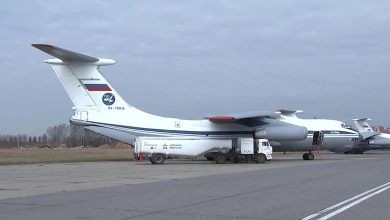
[71,108,359,153]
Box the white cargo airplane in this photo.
[32,44,359,160]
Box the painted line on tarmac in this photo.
[302,181,390,220]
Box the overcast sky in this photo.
[1,0,390,135]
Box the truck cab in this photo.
[256,139,273,161]
[233,138,272,163]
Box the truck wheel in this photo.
[229,154,239,163]
[214,153,226,164]
[205,156,214,161]
[151,154,166,165]
[148,156,156,164]
[245,155,253,163]
[255,154,266,164]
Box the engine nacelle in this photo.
[255,126,308,141]
[369,139,390,146]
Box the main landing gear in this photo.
[304,130,323,160]
[302,152,315,160]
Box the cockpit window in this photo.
[341,123,351,129]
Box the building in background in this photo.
[371,126,390,134]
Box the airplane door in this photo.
[312,131,323,146]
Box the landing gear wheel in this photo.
[303,153,314,160]
[255,154,266,164]
[150,154,166,165]
[214,153,227,164]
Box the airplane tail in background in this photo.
[352,118,378,140]
[32,44,129,110]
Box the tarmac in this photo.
[0,151,389,219]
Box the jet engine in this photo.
[255,126,308,141]
[368,139,390,146]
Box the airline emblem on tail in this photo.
[102,93,115,106]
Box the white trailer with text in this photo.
[134,137,272,165]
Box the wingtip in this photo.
[32,43,54,48]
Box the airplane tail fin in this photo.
[352,118,378,139]
[32,44,129,110]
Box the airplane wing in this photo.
[206,109,304,122]
[206,111,280,122]
[206,110,308,141]
[352,118,378,140]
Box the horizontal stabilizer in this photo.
[360,132,378,140]
[32,44,99,62]
[353,118,372,123]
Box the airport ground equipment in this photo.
[135,137,272,165]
